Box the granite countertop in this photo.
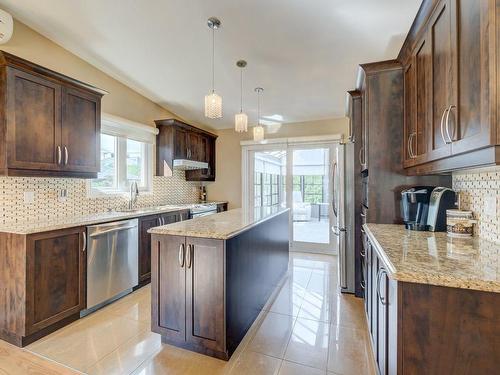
[148,207,290,240]
[364,223,499,293]
[0,202,227,235]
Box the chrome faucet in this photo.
[128,181,139,210]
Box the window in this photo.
[293,175,325,204]
[90,114,156,195]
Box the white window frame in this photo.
[89,113,158,197]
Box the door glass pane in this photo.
[253,150,286,208]
[292,148,330,244]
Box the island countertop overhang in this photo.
[148,207,290,240]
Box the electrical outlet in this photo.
[24,191,35,204]
[57,189,68,203]
[484,195,496,217]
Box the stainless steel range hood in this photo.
[173,159,209,170]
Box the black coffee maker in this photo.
[401,186,434,231]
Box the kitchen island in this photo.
[148,207,290,360]
[363,223,499,375]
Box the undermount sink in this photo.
[114,208,141,213]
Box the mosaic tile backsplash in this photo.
[0,170,200,225]
[453,167,500,244]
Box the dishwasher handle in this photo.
[89,224,137,238]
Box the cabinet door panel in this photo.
[414,36,431,160]
[187,132,201,161]
[428,0,454,161]
[152,235,186,342]
[451,0,493,154]
[139,215,160,283]
[403,61,416,166]
[377,265,388,375]
[186,237,225,352]
[173,127,188,159]
[6,68,61,170]
[26,228,85,334]
[61,87,100,173]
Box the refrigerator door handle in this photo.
[332,161,338,218]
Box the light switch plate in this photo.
[24,191,35,204]
[484,195,496,217]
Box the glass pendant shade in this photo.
[235,112,248,132]
[204,91,222,119]
[253,125,265,141]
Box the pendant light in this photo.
[253,87,265,141]
[205,17,222,119]
[235,60,248,132]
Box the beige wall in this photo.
[207,118,349,209]
[3,20,174,126]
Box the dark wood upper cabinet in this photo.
[155,118,217,181]
[400,0,499,174]
[0,51,105,178]
[6,68,62,172]
[61,87,101,173]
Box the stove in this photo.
[189,203,218,218]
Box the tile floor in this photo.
[18,252,376,375]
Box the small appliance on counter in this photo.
[401,186,435,231]
[199,185,207,202]
[427,187,457,232]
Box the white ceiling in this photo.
[0,0,421,129]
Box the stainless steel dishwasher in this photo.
[86,218,139,312]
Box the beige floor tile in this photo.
[86,330,162,375]
[105,291,151,322]
[298,271,337,322]
[229,351,282,375]
[269,282,305,317]
[248,311,296,358]
[131,343,229,375]
[27,311,149,372]
[279,360,327,375]
[0,340,81,375]
[329,294,368,330]
[284,318,330,370]
[327,325,374,375]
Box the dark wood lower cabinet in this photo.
[151,209,289,360]
[0,227,86,347]
[364,232,500,375]
[138,210,189,285]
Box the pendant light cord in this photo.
[240,68,243,112]
[211,27,215,93]
[257,90,261,126]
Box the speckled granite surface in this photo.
[0,202,227,234]
[364,223,499,293]
[149,207,290,240]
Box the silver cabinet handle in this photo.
[178,243,185,267]
[82,232,87,252]
[57,146,62,165]
[157,217,162,226]
[376,268,388,305]
[440,107,450,145]
[186,244,193,269]
[360,280,365,290]
[64,146,69,165]
[408,132,416,159]
[445,105,456,144]
[358,147,365,167]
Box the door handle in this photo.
[445,105,456,144]
[376,268,388,305]
[178,243,185,267]
[440,107,450,145]
[57,146,62,164]
[186,244,193,269]
[408,132,416,159]
[64,146,69,165]
[82,232,87,253]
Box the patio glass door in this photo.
[247,143,336,254]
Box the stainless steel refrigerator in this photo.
[332,141,355,293]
